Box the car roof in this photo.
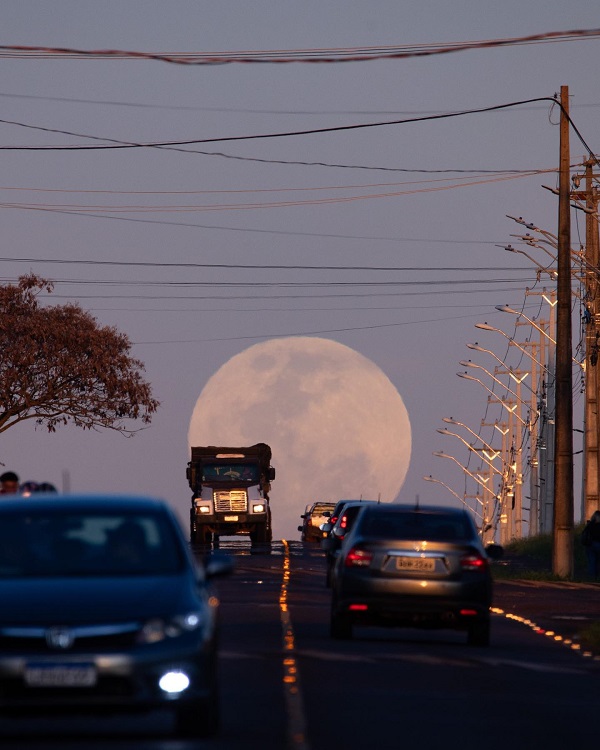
[358,503,470,516]
[0,494,170,514]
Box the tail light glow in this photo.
[345,548,373,567]
[460,554,487,571]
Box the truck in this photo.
[186,443,275,545]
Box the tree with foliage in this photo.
[0,275,159,435]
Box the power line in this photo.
[1,89,598,115]
[0,255,534,271]
[0,97,563,151]
[1,28,598,64]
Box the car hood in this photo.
[0,575,198,625]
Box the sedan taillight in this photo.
[345,548,373,567]
[460,553,487,571]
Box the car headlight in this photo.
[252,503,265,513]
[137,612,204,644]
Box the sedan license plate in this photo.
[25,663,97,688]
[224,515,239,521]
[395,556,436,572]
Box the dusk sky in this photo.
[1,2,598,536]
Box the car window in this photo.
[0,510,185,578]
[358,510,475,542]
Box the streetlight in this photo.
[432,452,494,506]
[423,475,487,528]
[423,474,467,506]
[500,244,558,280]
[456,372,529,426]
[506,215,558,244]
[496,305,585,369]
[442,417,500,460]
[466,343,529,384]
[436,428,503,476]
[495,304,557,345]
[459,360,530,406]
[474,323,552,375]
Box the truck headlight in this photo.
[252,503,265,513]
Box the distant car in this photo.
[319,498,375,539]
[329,504,501,646]
[0,494,233,738]
[299,502,336,542]
[322,500,378,586]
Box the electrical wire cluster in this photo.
[0,28,598,64]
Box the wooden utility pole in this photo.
[553,85,574,578]
[573,158,600,522]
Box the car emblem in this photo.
[46,627,75,650]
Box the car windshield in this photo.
[201,463,259,482]
[311,504,335,515]
[0,510,185,578]
[359,510,475,542]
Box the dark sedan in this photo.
[329,503,500,646]
[0,494,232,738]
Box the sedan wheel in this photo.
[467,617,490,647]
[175,690,219,738]
[330,609,353,639]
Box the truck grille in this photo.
[214,490,248,512]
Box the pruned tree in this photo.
[0,274,159,435]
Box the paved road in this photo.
[2,540,599,750]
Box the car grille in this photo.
[0,624,140,653]
[214,490,247,512]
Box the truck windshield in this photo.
[201,464,260,482]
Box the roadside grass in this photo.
[491,525,590,582]
[579,621,600,653]
[491,526,600,653]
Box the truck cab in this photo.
[187,444,275,546]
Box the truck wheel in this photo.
[192,526,212,546]
[330,610,353,640]
[251,526,269,545]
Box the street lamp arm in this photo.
[423,475,485,523]
[457,372,529,426]
[474,322,552,375]
[436,428,503,475]
[432,452,494,503]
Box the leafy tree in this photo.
[0,274,159,435]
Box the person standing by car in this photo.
[582,510,600,578]
[0,472,19,495]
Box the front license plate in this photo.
[395,557,436,572]
[25,663,97,688]
[224,515,239,521]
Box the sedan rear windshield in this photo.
[358,510,476,542]
[0,511,185,578]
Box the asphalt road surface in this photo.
[1,540,598,750]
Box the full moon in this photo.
[188,337,412,539]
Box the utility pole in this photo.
[572,158,600,522]
[553,85,574,578]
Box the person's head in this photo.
[20,481,40,497]
[591,510,600,523]
[0,471,20,494]
[37,482,57,494]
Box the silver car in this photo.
[329,504,501,646]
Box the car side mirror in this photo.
[298,526,304,532]
[320,522,332,533]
